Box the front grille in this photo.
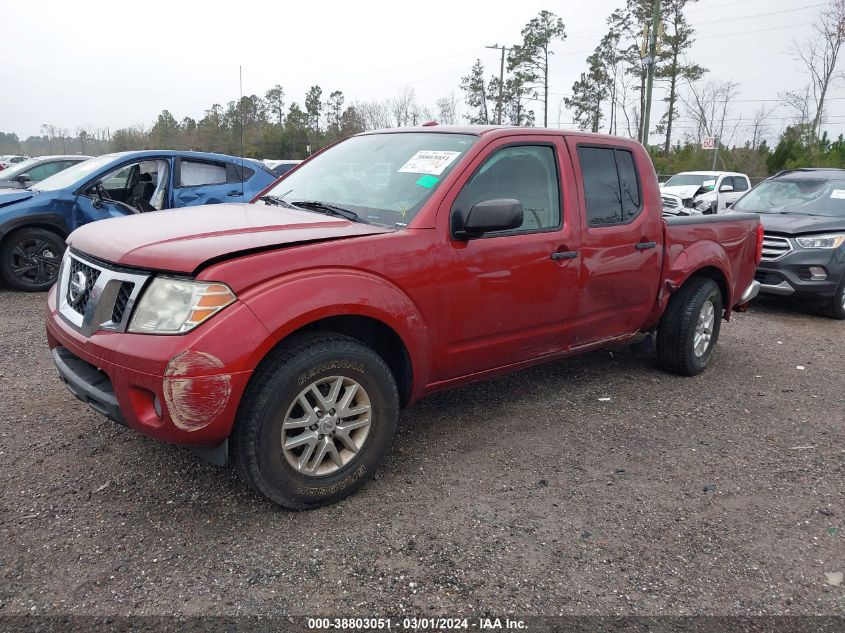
[58,253,149,336]
[761,234,792,261]
[111,282,135,323]
[66,258,101,315]
[661,195,680,211]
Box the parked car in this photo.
[0,150,276,290]
[0,155,92,189]
[46,126,762,508]
[661,171,751,213]
[0,155,29,170]
[263,159,302,177]
[732,168,845,319]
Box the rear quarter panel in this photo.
[656,213,761,324]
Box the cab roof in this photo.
[358,124,639,143]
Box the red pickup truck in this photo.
[46,126,762,508]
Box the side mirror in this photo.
[453,198,523,239]
[719,184,734,192]
[14,173,31,183]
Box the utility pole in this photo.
[486,44,511,125]
[640,0,661,146]
[711,136,720,170]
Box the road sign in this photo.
[702,137,717,150]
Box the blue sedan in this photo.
[0,150,276,290]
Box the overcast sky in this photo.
[3,0,837,144]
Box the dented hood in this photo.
[67,203,394,273]
[661,184,705,200]
[0,188,36,207]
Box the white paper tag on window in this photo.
[830,189,845,199]
[399,150,461,176]
[703,180,716,187]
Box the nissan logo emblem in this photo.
[68,270,87,305]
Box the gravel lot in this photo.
[0,288,842,618]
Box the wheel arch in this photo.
[281,314,414,407]
[0,214,70,242]
[687,265,729,308]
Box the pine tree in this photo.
[507,10,566,127]
[656,0,706,153]
[460,59,491,124]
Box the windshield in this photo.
[32,155,115,191]
[733,178,845,217]
[664,174,716,189]
[260,132,478,227]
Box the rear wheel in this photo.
[822,276,845,320]
[656,277,723,376]
[231,332,399,509]
[0,227,65,291]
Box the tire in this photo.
[231,332,399,509]
[821,276,845,320]
[0,227,65,291]
[656,277,723,376]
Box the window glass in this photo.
[455,145,561,233]
[180,160,226,186]
[733,176,749,192]
[102,165,134,190]
[615,150,641,221]
[262,133,476,227]
[578,146,622,226]
[733,178,845,218]
[26,162,68,181]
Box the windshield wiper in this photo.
[290,200,367,223]
[258,195,296,208]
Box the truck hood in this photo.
[67,203,395,273]
[0,188,35,207]
[756,212,845,236]
[661,184,704,200]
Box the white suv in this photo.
[661,171,751,213]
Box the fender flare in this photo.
[238,268,432,400]
[647,240,735,326]
[0,213,70,241]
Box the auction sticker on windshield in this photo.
[399,150,461,176]
[830,189,845,199]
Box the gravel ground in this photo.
[0,288,842,618]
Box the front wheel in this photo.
[0,227,65,291]
[231,333,399,509]
[656,277,723,376]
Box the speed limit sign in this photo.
[702,137,717,150]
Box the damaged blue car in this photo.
[0,150,276,290]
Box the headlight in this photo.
[795,233,845,249]
[128,278,236,334]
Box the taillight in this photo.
[755,223,764,264]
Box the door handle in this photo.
[635,241,657,250]
[551,250,579,260]
[227,189,242,196]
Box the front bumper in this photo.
[46,285,270,446]
[755,247,845,301]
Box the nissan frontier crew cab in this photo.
[46,126,763,509]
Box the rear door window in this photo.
[179,160,227,187]
[578,146,642,226]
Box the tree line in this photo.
[1,1,843,177]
